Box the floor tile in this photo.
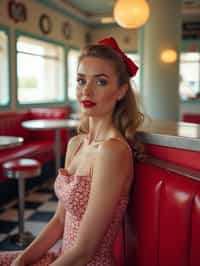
[13,201,42,210]
[36,187,54,193]
[37,201,57,212]
[0,180,58,252]
[28,211,54,222]
[49,239,62,252]
[0,221,18,234]
[26,193,52,202]
[9,221,47,237]
[49,194,58,202]
[0,234,7,242]
[0,237,24,251]
[0,209,34,222]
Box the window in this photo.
[16,36,65,104]
[179,52,200,100]
[0,30,9,106]
[126,53,140,93]
[67,49,80,101]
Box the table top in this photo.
[22,119,79,130]
[69,113,80,120]
[0,136,24,150]
[137,119,200,151]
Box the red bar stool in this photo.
[3,158,41,246]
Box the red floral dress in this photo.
[0,138,132,266]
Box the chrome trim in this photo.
[137,132,200,152]
[136,120,200,152]
[142,156,200,181]
[4,168,41,179]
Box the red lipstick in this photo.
[81,100,96,108]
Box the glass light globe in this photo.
[160,49,177,63]
[114,0,150,29]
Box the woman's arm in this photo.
[12,135,83,266]
[50,139,132,266]
[15,201,65,265]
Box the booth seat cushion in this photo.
[0,111,31,140]
[0,140,67,182]
[27,107,71,141]
[182,113,200,124]
[125,161,200,266]
[28,107,71,119]
[113,227,124,266]
[145,144,200,171]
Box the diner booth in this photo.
[0,0,200,265]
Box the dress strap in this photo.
[68,136,84,166]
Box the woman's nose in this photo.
[82,81,93,96]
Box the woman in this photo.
[0,37,144,266]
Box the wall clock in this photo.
[62,22,71,40]
[39,14,52,34]
[8,0,27,23]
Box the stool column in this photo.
[18,177,25,238]
[2,158,41,247]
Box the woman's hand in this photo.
[11,255,25,266]
[58,168,68,176]
[49,261,63,266]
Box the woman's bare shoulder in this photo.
[99,137,131,161]
[64,134,86,168]
[67,134,85,151]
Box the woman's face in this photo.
[76,56,125,117]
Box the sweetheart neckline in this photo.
[57,173,130,200]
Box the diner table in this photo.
[0,136,24,150]
[21,119,79,173]
[69,112,80,120]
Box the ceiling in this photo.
[50,0,200,26]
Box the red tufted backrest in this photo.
[124,161,200,266]
[0,111,31,139]
[182,114,200,124]
[27,107,72,141]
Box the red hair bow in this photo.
[97,37,138,77]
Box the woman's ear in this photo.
[118,84,128,100]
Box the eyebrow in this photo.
[77,73,110,78]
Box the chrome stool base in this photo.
[3,159,41,248]
[9,232,34,247]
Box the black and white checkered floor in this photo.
[0,180,61,252]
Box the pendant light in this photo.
[114,0,150,29]
[160,49,177,64]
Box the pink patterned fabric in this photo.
[0,251,58,265]
[54,173,129,266]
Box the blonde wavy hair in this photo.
[76,44,145,160]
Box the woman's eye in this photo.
[77,78,85,86]
[96,79,108,86]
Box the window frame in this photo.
[66,46,80,110]
[15,30,68,108]
[180,39,200,104]
[0,24,11,109]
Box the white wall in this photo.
[0,0,89,109]
[91,27,138,51]
[180,102,200,119]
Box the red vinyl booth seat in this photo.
[123,161,200,266]
[182,113,200,124]
[0,107,71,183]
